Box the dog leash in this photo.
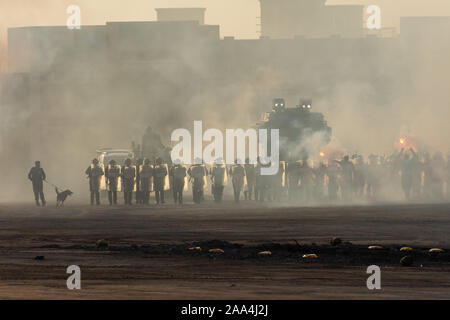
[44,180,65,191]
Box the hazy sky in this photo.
[1,0,450,71]
[2,0,450,36]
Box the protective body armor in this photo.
[153,164,168,191]
[139,165,153,192]
[172,165,187,192]
[231,165,246,190]
[106,164,121,191]
[122,165,136,192]
[140,165,153,178]
[190,165,207,188]
[211,165,227,186]
[86,164,104,191]
[244,164,256,184]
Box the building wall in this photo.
[259,0,362,39]
[156,8,206,25]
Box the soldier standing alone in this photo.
[85,158,104,205]
[28,161,47,207]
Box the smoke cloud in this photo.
[0,1,449,203]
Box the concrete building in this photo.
[155,8,206,25]
[7,21,219,74]
[259,0,363,39]
[400,16,450,41]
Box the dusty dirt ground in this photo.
[0,200,449,299]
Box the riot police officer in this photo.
[122,158,136,205]
[153,157,168,204]
[335,156,355,201]
[230,159,246,203]
[188,159,207,204]
[210,158,227,203]
[171,159,187,204]
[135,158,143,204]
[85,158,104,205]
[105,159,121,205]
[140,158,153,205]
[244,158,256,200]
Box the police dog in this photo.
[55,187,73,207]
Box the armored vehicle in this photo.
[257,98,332,161]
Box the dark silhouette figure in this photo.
[105,159,120,205]
[244,158,256,200]
[28,161,46,206]
[230,160,246,203]
[140,158,153,205]
[188,159,207,204]
[171,161,187,204]
[85,158,104,205]
[122,158,136,205]
[210,161,227,203]
[153,157,168,204]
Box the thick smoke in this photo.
[0,1,449,203]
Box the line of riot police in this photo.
[84,150,450,205]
